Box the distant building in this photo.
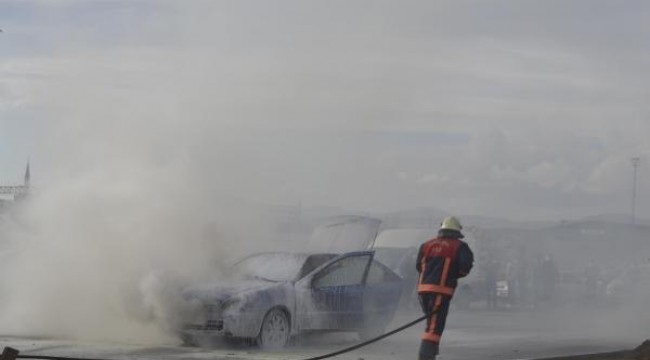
[0,162,31,202]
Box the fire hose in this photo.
[1,312,433,360]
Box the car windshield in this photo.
[230,253,308,282]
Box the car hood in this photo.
[307,215,381,253]
[183,279,284,303]
[373,229,433,248]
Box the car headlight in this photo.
[222,296,243,311]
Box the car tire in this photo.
[257,308,290,349]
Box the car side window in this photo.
[298,254,337,280]
[312,254,371,288]
[366,260,401,284]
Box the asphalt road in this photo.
[2,307,647,360]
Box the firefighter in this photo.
[416,216,474,360]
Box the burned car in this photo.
[181,250,403,348]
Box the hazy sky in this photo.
[1,0,650,221]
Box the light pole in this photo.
[631,157,640,225]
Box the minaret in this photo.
[24,161,31,187]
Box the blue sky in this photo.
[1,1,650,220]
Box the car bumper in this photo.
[183,313,262,339]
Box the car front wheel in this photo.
[257,308,290,349]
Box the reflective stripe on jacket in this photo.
[416,236,474,296]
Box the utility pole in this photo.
[631,157,641,225]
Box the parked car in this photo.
[180,250,403,348]
[605,262,650,307]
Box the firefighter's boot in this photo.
[418,341,438,360]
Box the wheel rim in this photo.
[260,309,289,348]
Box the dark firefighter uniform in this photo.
[416,216,474,360]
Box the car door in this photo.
[362,258,404,329]
[296,252,372,331]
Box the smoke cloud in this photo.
[0,2,304,343]
[1,0,650,348]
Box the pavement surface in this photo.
[535,340,650,359]
[1,307,647,360]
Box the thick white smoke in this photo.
[0,152,246,342]
[0,5,287,342]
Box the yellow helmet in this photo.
[440,216,463,232]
